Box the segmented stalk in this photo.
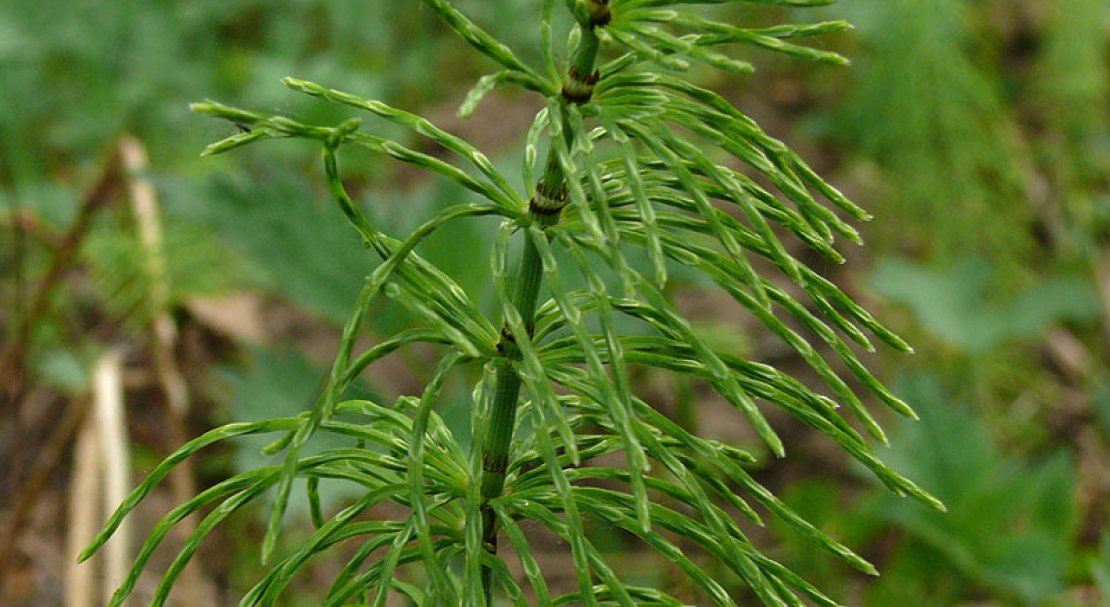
[477,4,609,602]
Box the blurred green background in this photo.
[1,1,1107,605]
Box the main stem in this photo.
[477,12,604,603]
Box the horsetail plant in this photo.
[81,0,944,605]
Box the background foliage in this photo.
[1,0,1108,605]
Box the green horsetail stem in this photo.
[477,9,607,604]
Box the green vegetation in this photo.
[2,0,1107,606]
[81,0,942,603]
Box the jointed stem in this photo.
[477,7,607,602]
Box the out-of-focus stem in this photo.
[120,136,210,606]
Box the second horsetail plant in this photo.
[82,0,944,605]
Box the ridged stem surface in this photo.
[477,18,603,604]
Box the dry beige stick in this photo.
[66,408,102,607]
[92,349,131,607]
[120,137,190,418]
[120,136,213,605]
